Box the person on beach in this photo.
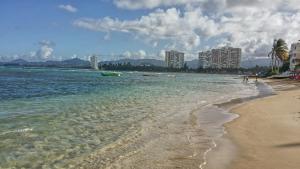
[255,73,258,82]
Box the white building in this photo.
[227,47,242,68]
[289,41,300,71]
[199,47,241,69]
[90,55,99,70]
[198,51,211,69]
[165,50,185,69]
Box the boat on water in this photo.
[101,71,121,76]
[142,73,157,77]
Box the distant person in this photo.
[255,73,258,82]
[243,76,246,82]
[246,76,249,83]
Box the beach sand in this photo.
[225,79,300,169]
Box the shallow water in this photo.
[0,67,258,168]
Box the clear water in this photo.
[0,67,257,168]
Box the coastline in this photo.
[75,75,259,169]
[207,78,300,169]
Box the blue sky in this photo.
[1,0,300,61]
[0,0,154,61]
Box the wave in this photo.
[0,128,33,136]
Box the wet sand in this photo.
[225,79,300,169]
[98,105,234,169]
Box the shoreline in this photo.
[76,76,259,169]
[206,78,300,169]
[203,80,274,169]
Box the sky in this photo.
[0,0,300,62]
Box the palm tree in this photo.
[268,39,289,74]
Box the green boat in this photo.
[101,71,121,76]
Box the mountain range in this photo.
[0,58,271,69]
[0,58,90,68]
[240,58,271,68]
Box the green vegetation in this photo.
[100,62,189,72]
[268,39,289,74]
[100,62,269,75]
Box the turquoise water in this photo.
[0,67,257,168]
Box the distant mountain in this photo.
[1,59,28,66]
[47,58,90,67]
[186,59,199,69]
[241,58,271,68]
[1,57,271,69]
[10,59,28,64]
[1,58,206,69]
[1,58,90,68]
[101,59,202,69]
[61,58,90,66]
[100,59,165,67]
[40,58,90,67]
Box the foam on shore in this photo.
[203,80,276,169]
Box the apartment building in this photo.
[199,47,241,69]
[289,41,300,71]
[165,50,185,69]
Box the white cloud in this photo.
[113,0,201,10]
[138,50,146,58]
[72,54,78,58]
[0,40,55,62]
[74,8,214,50]
[122,51,131,58]
[74,0,300,59]
[25,40,55,61]
[37,40,55,60]
[120,50,147,59]
[58,4,77,13]
[113,0,300,11]
[159,50,165,59]
[37,45,53,59]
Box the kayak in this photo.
[101,72,121,76]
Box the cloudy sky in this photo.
[0,0,300,61]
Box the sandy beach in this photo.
[225,79,300,169]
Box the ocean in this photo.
[0,67,258,169]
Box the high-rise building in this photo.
[211,48,222,68]
[199,47,241,69]
[228,47,242,68]
[165,50,185,69]
[90,55,99,70]
[198,51,211,69]
[289,41,300,71]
